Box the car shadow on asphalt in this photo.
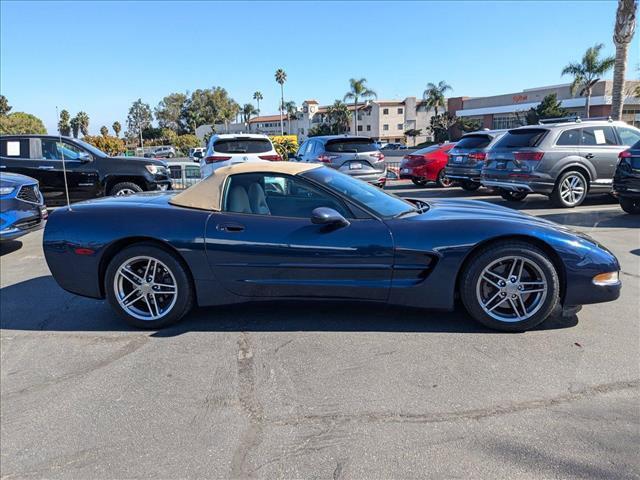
[0,240,23,256]
[0,275,578,336]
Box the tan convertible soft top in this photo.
[170,162,323,211]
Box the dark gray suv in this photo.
[295,136,386,187]
[481,120,640,207]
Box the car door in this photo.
[580,126,620,181]
[204,171,394,300]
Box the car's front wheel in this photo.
[619,197,640,214]
[105,244,194,329]
[460,181,481,192]
[411,178,428,187]
[499,190,528,202]
[460,241,560,332]
[110,182,143,196]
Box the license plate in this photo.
[350,162,362,170]
[454,156,463,163]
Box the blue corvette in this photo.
[43,162,621,331]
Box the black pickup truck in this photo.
[0,135,172,205]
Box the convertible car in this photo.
[43,163,621,331]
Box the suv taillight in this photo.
[204,155,232,164]
[258,154,282,161]
[317,154,339,164]
[468,152,486,161]
[514,151,544,161]
[619,149,632,159]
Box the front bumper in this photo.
[0,204,47,241]
[147,178,173,191]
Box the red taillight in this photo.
[514,151,544,161]
[619,149,632,159]
[468,152,487,161]
[317,154,338,163]
[372,152,385,162]
[258,154,282,161]
[204,155,232,164]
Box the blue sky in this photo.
[1,1,636,134]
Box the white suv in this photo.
[200,134,280,177]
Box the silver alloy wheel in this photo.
[560,174,586,206]
[115,188,137,196]
[114,255,178,321]
[476,255,548,323]
[438,170,453,187]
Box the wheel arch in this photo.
[104,176,147,194]
[98,236,196,299]
[556,164,593,188]
[455,234,567,304]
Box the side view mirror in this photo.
[311,207,350,228]
[77,152,91,162]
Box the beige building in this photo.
[197,97,441,145]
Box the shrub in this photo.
[83,135,125,156]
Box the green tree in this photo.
[58,109,71,136]
[127,99,153,146]
[174,134,201,153]
[611,0,637,120]
[155,92,188,132]
[525,93,569,124]
[219,101,240,133]
[241,103,258,130]
[343,78,377,134]
[75,111,90,136]
[404,128,422,146]
[70,116,80,138]
[326,100,350,134]
[283,100,297,134]
[253,91,263,114]
[423,81,452,118]
[0,95,11,116]
[100,125,109,137]
[429,113,458,143]
[112,121,121,137]
[308,123,333,137]
[184,87,236,131]
[0,112,47,134]
[83,135,125,156]
[562,43,615,117]
[275,69,287,135]
[272,137,298,160]
[456,117,482,133]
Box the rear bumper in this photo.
[481,172,554,194]
[342,167,387,185]
[444,166,482,183]
[612,177,640,198]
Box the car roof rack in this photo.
[538,115,613,125]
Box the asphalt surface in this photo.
[1,183,639,479]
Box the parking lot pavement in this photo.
[1,184,639,479]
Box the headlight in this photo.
[0,187,15,195]
[592,271,619,286]
[145,165,166,175]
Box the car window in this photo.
[496,129,547,149]
[296,141,307,157]
[454,135,492,150]
[617,127,640,146]
[41,139,86,160]
[413,144,441,155]
[581,126,617,146]
[0,139,30,158]
[224,172,351,219]
[325,138,378,153]
[556,128,582,146]
[304,141,314,155]
[214,138,272,154]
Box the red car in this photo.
[399,143,455,187]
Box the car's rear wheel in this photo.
[619,197,640,214]
[460,181,481,192]
[551,171,588,208]
[105,244,194,329]
[110,182,143,196]
[411,178,428,187]
[460,241,560,332]
[499,189,528,202]
[436,169,454,188]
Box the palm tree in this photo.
[326,100,351,133]
[275,69,287,135]
[219,101,240,133]
[283,101,297,134]
[423,81,452,118]
[253,91,263,114]
[562,44,615,117]
[58,109,71,136]
[343,78,377,134]
[70,117,80,138]
[242,103,258,130]
[611,0,637,120]
[75,111,90,136]
[112,121,121,137]
[100,125,109,137]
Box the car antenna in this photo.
[56,106,72,211]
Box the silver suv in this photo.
[481,119,640,207]
[295,136,387,187]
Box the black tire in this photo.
[460,241,560,332]
[436,169,454,188]
[109,182,143,196]
[551,170,588,208]
[411,178,428,187]
[460,181,481,192]
[105,243,194,329]
[499,190,528,202]
[168,153,175,158]
[620,196,640,214]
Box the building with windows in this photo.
[448,80,640,131]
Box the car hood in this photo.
[0,172,37,187]
[108,156,167,167]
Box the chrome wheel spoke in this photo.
[487,297,507,312]
[123,293,144,308]
[120,266,143,285]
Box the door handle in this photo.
[585,153,594,159]
[38,165,54,169]
[217,223,245,232]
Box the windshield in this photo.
[455,135,492,150]
[496,129,547,148]
[302,167,416,219]
[72,139,108,157]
